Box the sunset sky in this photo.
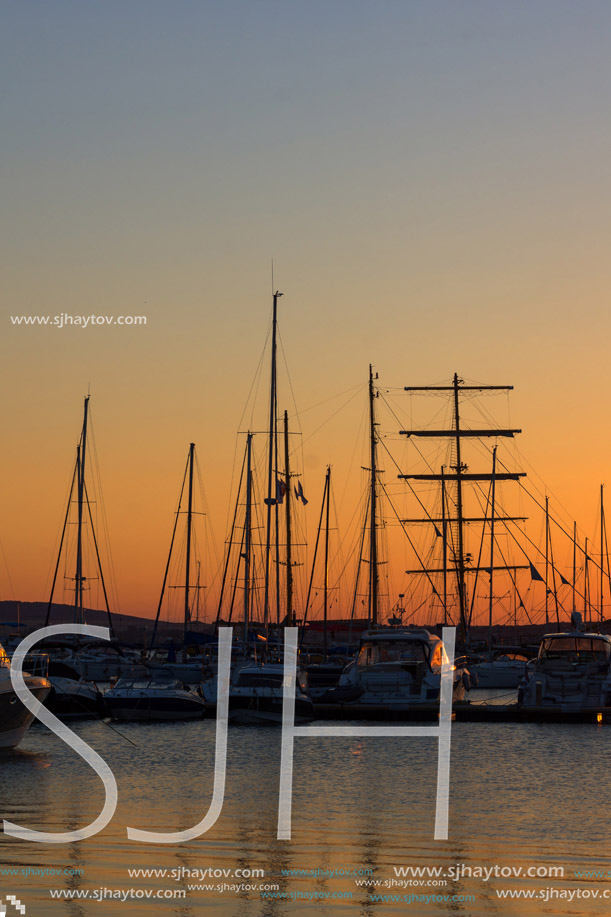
[2,1,611,628]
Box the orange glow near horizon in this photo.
[1,335,609,632]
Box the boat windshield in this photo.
[539,637,611,663]
[112,678,183,690]
[358,639,428,665]
[235,672,284,688]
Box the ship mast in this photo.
[441,466,448,624]
[302,466,330,637]
[584,537,589,619]
[45,396,114,638]
[400,374,526,643]
[263,292,282,630]
[451,374,467,638]
[572,520,577,613]
[545,496,549,627]
[488,446,497,659]
[75,395,90,624]
[184,442,195,642]
[601,484,605,622]
[243,432,253,644]
[150,444,199,652]
[323,465,331,660]
[368,365,379,627]
[284,411,293,625]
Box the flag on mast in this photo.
[294,480,308,505]
[276,477,286,504]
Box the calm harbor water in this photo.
[0,708,610,916]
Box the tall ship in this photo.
[385,373,540,694]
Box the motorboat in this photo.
[202,661,315,724]
[331,626,469,710]
[45,660,107,718]
[0,643,51,748]
[55,643,148,682]
[470,652,530,688]
[104,675,206,721]
[147,650,213,686]
[518,614,611,712]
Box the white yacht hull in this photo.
[0,678,51,748]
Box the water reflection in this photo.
[0,719,610,915]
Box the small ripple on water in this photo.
[0,718,609,915]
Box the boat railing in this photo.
[10,652,50,678]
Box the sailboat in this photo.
[301,465,353,701]
[332,368,470,712]
[202,292,315,723]
[147,443,213,685]
[44,397,145,697]
[396,373,533,690]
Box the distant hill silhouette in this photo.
[0,600,203,645]
[2,600,608,650]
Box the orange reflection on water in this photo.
[350,741,366,757]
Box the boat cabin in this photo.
[356,629,443,672]
[537,634,611,671]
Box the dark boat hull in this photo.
[205,694,316,724]
[46,680,108,719]
[105,694,206,721]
